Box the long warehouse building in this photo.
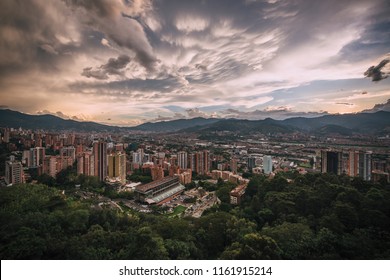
[135,176,185,205]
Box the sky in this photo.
[0,0,389,126]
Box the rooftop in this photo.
[144,184,185,204]
[230,184,247,196]
[135,176,178,193]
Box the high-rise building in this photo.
[263,155,273,175]
[22,150,30,166]
[247,157,256,170]
[108,152,126,184]
[132,148,144,164]
[5,156,24,185]
[60,146,76,163]
[321,150,343,175]
[177,151,188,170]
[151,165,164,181]
[359,151,372,181]
[3,128,10,143]
[43,156,57,177]
[190,151,210,175]
[76,154,84,175]
[77,151,94,176]
[76,144,84,156]
[347,150,372,181]
[169,165,180,177]
[178,169,192,185]
[77,151,97,176]
[29,147,45,167]
[348,151,359,177]
[34,133,43,147]
[115,143,124,152]
[93,141,107,181]
[230,158,238,173]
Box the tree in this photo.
[37,173,56,187]
[261,222,314,259]
[220,233,282,260]
[216,186,232,204]
[333,202,359,232]
[164,239,191,259]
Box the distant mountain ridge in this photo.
[0,109,116,132]
[282,111,390,134]
[181,111,390,135]
[128,117,220,132]
[1,108,390,135]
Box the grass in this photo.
[298,162,312,168]
[167,205,187,218]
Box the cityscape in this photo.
[1,0,390,260]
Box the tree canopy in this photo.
[1,172,389,259]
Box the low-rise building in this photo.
[230,184,247,205]
[135,176,185,205]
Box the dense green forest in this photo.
[1,172,389,259]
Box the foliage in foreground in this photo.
[0,172,389,259]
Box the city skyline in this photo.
[1,0,389,126]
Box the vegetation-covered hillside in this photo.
[0,172,389,259]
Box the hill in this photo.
[0,109,116,132]
[128,117,220,132]
[282,111,390,134]
[1,109,389,135]
[182,111,390,135]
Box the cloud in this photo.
[81,67,109,80]
[36,110,86,121]
[0,0,81,77]
[362,98,390,113]
[1,0,390,125]
[101,38,111,48]
[72,75,184,96]
[0,105,9,109]
[82,54,131,80]
[184,108,220,118]
[364,58,390,81]
[40,44,58,55]
[219,107,328,120]
[175,15,209,33]
[149,112,186,122]
[335,102,355,106]
[64,0,157,70]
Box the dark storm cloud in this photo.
[364,59,390,81]
[0,0,156,80]
[143,0,280,84]
[81,67,109,80]
[64,0,119,18]
[71,75,184,95]
[2,0,390,123]
[336,9,390,62]
[64,0,157,70]
[104,55,131,73]
[0,1,74,77]
[82,55,131,79]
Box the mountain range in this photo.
[181,111,390,135]
[1,108,390,135]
